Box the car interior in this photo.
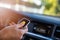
[0,0,60,40]
[20,12,60,40]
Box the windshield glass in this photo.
[18,0,60,17]
[0,0,60,17]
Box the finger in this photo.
[24,26,28,29]
[16,21,26,29]
[17,26,28,39]
[18,26,28,34]
[9,22,16,26]
[11,22,16,25]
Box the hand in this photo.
[0,22,28,40]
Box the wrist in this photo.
[0,31,3,40]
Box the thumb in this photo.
[16,21,26,29]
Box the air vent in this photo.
[54,27,60,38]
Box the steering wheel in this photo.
[22,32,53,40]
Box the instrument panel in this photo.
[31,21,54,37]
[20,12,60,40]
[24,21,54,40]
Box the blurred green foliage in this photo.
[45,3,52,10]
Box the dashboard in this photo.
[19,12,60,40]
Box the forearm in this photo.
[0,31,4,40]
[0,31,21,40]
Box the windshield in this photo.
[0,0,60,17]
[18,0,60,17]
